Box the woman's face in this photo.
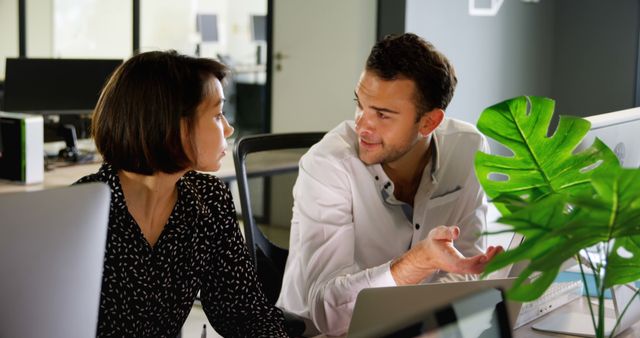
[181,77,234,172]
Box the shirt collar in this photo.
[366,132,441,190]
[430,133,441,184]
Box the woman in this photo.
[76,51,287,337]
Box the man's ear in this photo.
[419,108,444,136]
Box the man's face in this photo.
[354,70,433,165]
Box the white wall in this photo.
[406,0,556,124]
[26,0,54,57]
[140,0,199,55]
[3,0,262,62]
[225,0,266,65]
[53,0,131,58]
[0,0,55,76]
[141,0,265,65]
[0,0,19,79]
[406,0,639,124]
[271,0,377,133]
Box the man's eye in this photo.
[353,98,362,109]
[377,112,388,119]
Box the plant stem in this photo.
[596,246,606,338]
[578,254,598,332]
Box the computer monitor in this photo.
[575,106,640,169]
[251,15,267,42]
[3,58,122,114]
[196,14,219,43]
[3,58,122,152]
[0,183,110,338]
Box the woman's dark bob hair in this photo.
[92,50,228,175]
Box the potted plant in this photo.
[474,96,640,338]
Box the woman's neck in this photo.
[118,169,187,247]
[118,170,185,201]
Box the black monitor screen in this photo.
[3,58,122,114]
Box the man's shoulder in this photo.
[435,118,486,148]
[436,118,482,138]
[305,121,359,164]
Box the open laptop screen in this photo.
[0,183,109,338]
[382,288,512,338]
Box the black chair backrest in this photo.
[233,132,325,303]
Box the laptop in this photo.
[0,183,110,338]
[362,287,513,338]
[532,283,640,337]
[347,277,520,338]
[488,232,527,279]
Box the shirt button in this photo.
[415,223,420,230]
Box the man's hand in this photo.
[390,225,503,286]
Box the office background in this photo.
[1,1,639,337]
[1,0,638,135]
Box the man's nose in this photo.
[356,110,375,134]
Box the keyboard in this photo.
[514,280,584,328]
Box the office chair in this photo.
[233,132,325,337]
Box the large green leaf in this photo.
[569,170,640,288]
[475,96,619,212]
[482,194,603,301]
[482,169,640,300]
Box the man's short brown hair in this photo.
[92,50,228,175]
[366,33,457,120]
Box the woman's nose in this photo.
[224,117,234,138]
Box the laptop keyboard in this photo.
[515,280,584,328]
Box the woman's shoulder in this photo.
[183,171,230,198]
[73,163,113,186]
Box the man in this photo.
[276,33,502,336]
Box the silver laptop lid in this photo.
[370,287,513,338]
[0,183,110,338]
[347,277,519,338]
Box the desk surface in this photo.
[516,296,640,338]
[0,149,304,194]
[314,296,640,338]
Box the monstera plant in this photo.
[474,96,640,337]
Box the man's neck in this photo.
[383,137,432,204]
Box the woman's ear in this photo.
[419,108,444,137]
[180,118,195,164]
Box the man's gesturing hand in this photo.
[390,225,503,285]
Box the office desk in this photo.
[0,149,303,194]
[516,296,640,337]
[313,296,640,338]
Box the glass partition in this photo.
[140,0,269,136]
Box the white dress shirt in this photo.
[276,118,489,336]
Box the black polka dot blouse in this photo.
[75,163,288,338]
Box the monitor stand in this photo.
[57,124,93,163]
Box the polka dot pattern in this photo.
[76,164,287,337]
